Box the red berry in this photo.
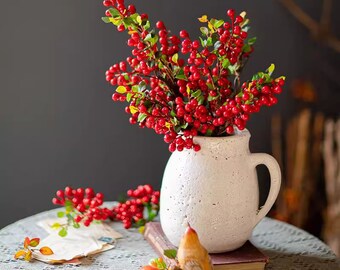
[179,30,189,38]
[156,21,165,29]
[128,5,136,14]
[227,9,235,18]
[103,0,111,7]
[226,125,234,134]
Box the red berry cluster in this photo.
[102,2,286,152]
[52,186,113,227]
[112,184,160,229]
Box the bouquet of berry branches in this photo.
[102,0,285,152]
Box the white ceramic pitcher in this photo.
[160,129,281,253]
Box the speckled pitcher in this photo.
[160,129,281,253]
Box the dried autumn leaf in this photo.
[14,250,26,259]
[24,250,32,261]
[23,237,30,249]
[39,246,54,255]
[29,238,40,247]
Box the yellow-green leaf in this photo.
[208,22,215,33]
[14,250,26,259]
[39,246,54,255]
[276,76,286,81]
[24,237,30,249]
[136,15,142,25]
[267,64,275,75]
[24,250,32,261]
[198,15,208,23]
[165,122,171,130]
[138,226,145,234]
[186,85,191,96]
[129,106,139,114]
[171,53,178,64]
[240,11,247,18]
[116,86,127,94]
[29,238,40,247]
[51,222,61,229]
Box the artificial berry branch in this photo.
[102,0,286,152]
[52,185,160,235]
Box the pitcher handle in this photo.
[250,153,281,226]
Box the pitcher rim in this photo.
[193,128,250,141]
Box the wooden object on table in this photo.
[275,109,325,230]
[144,222,269,270]
[323,118,340,256]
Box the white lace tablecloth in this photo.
[0,203,339,270]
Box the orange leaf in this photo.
[39,246,54,255]
[14,250,26,259]
[24,237,30,249]
[29,238,40,247]
[24,250,32,261]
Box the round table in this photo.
[0,205,339,270]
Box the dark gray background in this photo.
[1,0,339,229]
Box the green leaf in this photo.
[200,27,209,36]
[175,74,187,80]
[137,113,147,122]
[101,17,111,23]
[228,64,237,75]
[123,17,134,27]
[242,44,251,53]
[206,129,213,136]
[144,20,151,30]
[181,123,188,129]
[222,58,230,69]
[58,228,67,237]
[126,92,133,102]
[213,19,224,29]
[131,85,139,92]
[175,69,187,80]
[116,86,127,94]
[197,95,205,105]
[108,8,121,18]
[206,37,213,46]
[208,95,219,101]
[57,211,65,218]
[247,37,257,45]
[192,90,202,98]
[199,36,207,47]
[164,249,177,259]
[73,223,80,229]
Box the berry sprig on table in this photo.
[112,184,160,229]
[102,0,286,152]
[52,185,160,235]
